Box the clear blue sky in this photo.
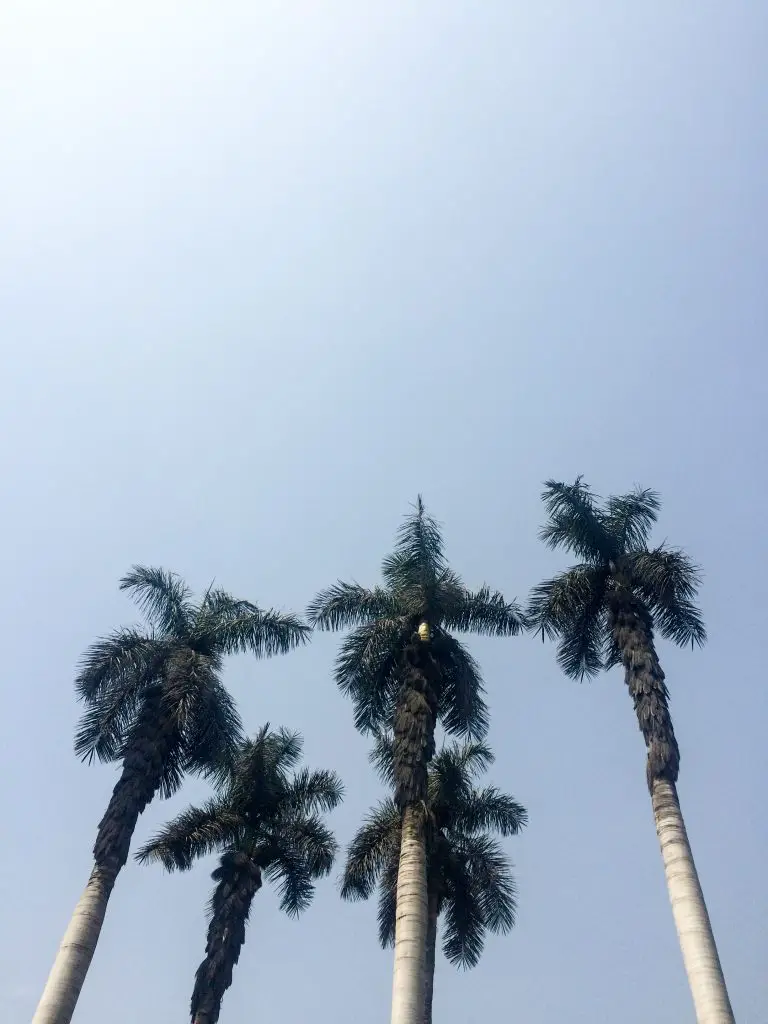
[1,3,765,1022]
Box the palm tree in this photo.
[343,736,526,1024]
[528,479,734,1024]
[308,498,525,1024]
[137,726,343,1024]
[33,567,309,1024]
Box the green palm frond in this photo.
[119,566,193,635]
[283,768,345,815]
[341,799,400,901]
[204,608,311,658]
[335,619,404,734]
[75,628,164,701]
[452,787,527,837]
[441,585,528,636]
[368,732,396,789]
[604,488,660,551]
[441,857,486,968]
[307,583,397,630]
[136,798,242,870]
[432,633,489,739]
[74,677,146,763]
[539,478,612,562]
[383,496,447,593]
[528,566,609,679]
[377,852,400,948]
[455,832,517,935]
[629,547,707,648]
[180,676,244,779]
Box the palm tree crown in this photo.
[75,566,310,874]
[528,479,706,786]
[342,735,526,967]
[308,498,525,805]
[138,726,343,1024]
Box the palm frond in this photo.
[335,619,404,734]
[368,731,396,789]
[119,566,193,635]
[135,798,242,871]
[441,857,486,968]
[527,566,608,679]
[73,678,145,763]
[341,799,400,901]
[283,768,345,815]
[307,583,397,630]
[629,547,707,648]
[441,585,528,636]
[432,633,489,739]
[382,496,446,596]
[75,629,163,701]
[377,853,400,948]
[604,488,660,551]
[452,787,528,837]
[204,608,311,658]
[539,478,612,562]
[181,676,244,780]
[457,832,518,934]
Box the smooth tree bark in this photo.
[32,700,173,1024]
[610,593,735,1024]
[391,633,438,1024]
[191,853,262,1024]
[423,892,439,1024]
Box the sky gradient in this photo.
[1,3,765,1022]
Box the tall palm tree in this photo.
[33,567,309,1024]
[343,736,526,1024]
[528,479,734,1024]
[308,498,525,1024]
[137,726,343,1024]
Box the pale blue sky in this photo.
[1,3,765,1022]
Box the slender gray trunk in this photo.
[31,865,116,1024]
[390,804,428,1024]
[610,595,734,1023]
[652,779,735,1023]
[423,893,439,1024]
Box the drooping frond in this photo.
[341,799,400,902]
[454,832,518,936]
[282,768,345,815]
[334,618,404,734]
[307,583,397,630]
[265,815,338,917]
[180,676,244,780]
[377,850,400,948]
[75,628,163,701]
[629,547,707,648]
[527,565,608,679]
[136,798,243,871]
[441,585,528,637]
[368,732,396,789]
[441,855,486,968]
[539,478,612,562]
[452,787,528,837]
[73,676,146,763]
[202,607,311,658]
[119,566,193,635]
[604,488,660,552]
[432,633,489,739]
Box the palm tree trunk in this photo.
[611,597,734,1023]
[391,804,428,1024]
[652,778,734,1023]
[423,892,439,1024]
[33,698,173,1024]
[31,865,116,1024]
[191,853,261,1024]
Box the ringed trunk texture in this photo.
[610,595,733,1024]
[653,779,735,1024]
[190,853,262,1024]
[33,692,174,1024]
[391,804,428,1024]
[423,892,439,1024]
[31,865,116,1024]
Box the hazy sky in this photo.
[1,3,765,1022]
